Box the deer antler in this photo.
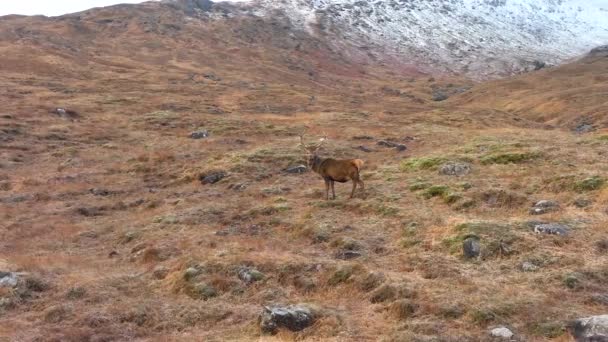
[298,129,311,154]
[311,133,327,154]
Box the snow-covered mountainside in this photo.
[244,0,608,78]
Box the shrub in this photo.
[400,157,446,171]
[479,151,541,165]
[422,185,450,199]
[574,176,605,192]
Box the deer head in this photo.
[299,131,327,168]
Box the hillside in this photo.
[455,46,608,130]
[1,1,608,341]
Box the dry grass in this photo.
[0,4,607,341]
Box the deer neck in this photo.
[310,154,324,173]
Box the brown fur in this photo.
[309,154,365,200]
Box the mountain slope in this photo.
[1,2,608,342]
[455,45,608,130]
[253,0,608,78]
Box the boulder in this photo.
[463,237,480,259]
[199,171,226,185]
[0,271,19,287]
[190,130,209,139]
[377,140,407,151]
[284,165,308,174]
[490,326,514,339]
[533,223,570,236]
[570,315,608,341]
[260,305,316,334]
[439,162,472,176]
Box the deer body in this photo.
[309,155,365,200]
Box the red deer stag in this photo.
[299,133,365,200]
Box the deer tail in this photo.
[352,159,364,171]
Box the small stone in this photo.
[284,165,308,174]
[238,267,264,284]
[335,250,362,260]
[377,140,407,151]
[0,272,19,288]
[570,315,608,341]
[439,162,472,176]
[529,200,559,215]
[395,144,407,151]
[463,237,480,259]
[432,91,449,101]
[490,326,514,339]
[521,262,539,272]
[200,171,226,185]
[352,135,374,140]
[356,145,373,153]
[89,188,113,196]
[533,223,570,235]
[259,305,316,334]
[190,130,209,139]
[574,123,595,134]
[184,267,201,281]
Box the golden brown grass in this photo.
[0,5,607,341]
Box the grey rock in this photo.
[432,91,449,101]
[0,272,19,288]
[521,262,539,272]
[89,188,114,196]
[533,223,570,236]
[260,305,316,334]
[490,326,514,339]
[590,45,608,58]
[200,171,226,185]
[574,124,595,134]
[284,165,308,174]
[377,140,407,151]
[530,200,560,215]
[238,267,264,284]
[190,130,209,139]
[463,238,480,259]
[570,315,608,341]
[356,145,373,153]
[352,135,374,140]
[439,162,472,176]
[335,250,362,260]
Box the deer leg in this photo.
[359,179,365,193]
[331,180,336,200]
[350,179,357,199]
[324,179,330,200]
